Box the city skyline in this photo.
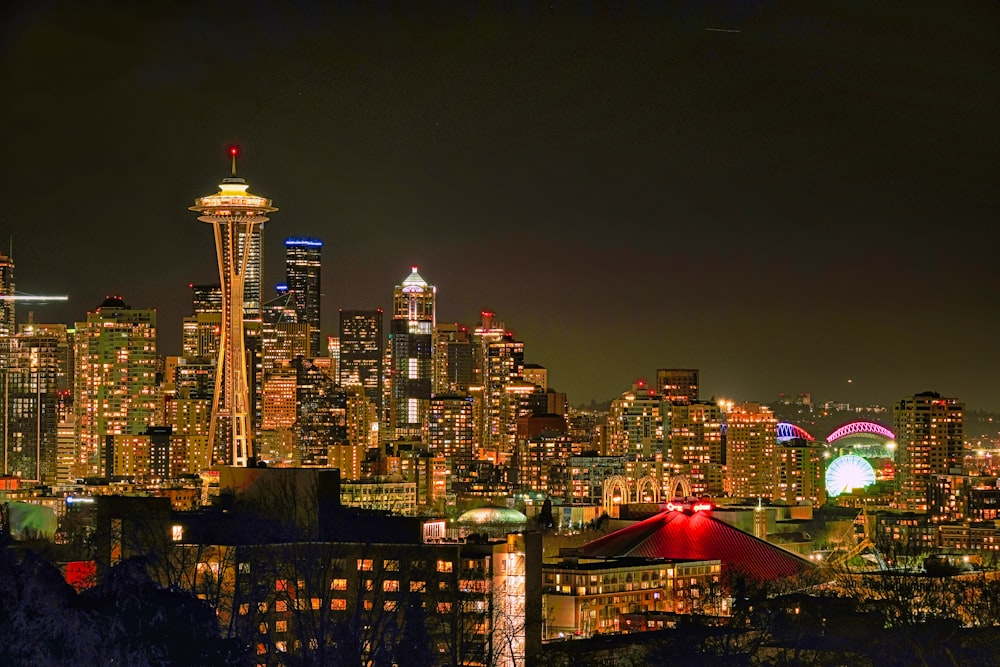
[2,2,997,408]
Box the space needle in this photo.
[190,147,277,467]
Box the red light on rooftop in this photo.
[229,145,239,156]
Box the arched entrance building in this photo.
[603,474,694,517]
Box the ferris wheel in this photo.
[825,454,876,497]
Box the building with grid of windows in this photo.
[283,238,322,354]
[338,309,384,414]
[73,297,158,478]
[388,268,435,441]
[894,391,964,511]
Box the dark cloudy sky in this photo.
[2,1,997,408]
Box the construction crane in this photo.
[826,505,888,571]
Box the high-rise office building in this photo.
[284,238,322,355]
[656,368,699,404]
[74,297,158,477]
[261,366,297,431]
[190,284,223,313]
[4,323,69,483]
[428,395,476,472]
[723,402,778,499]
[339,310,383,413]
[607,381,664,458]
[344,385,378,450]
[522,364,548,392]
[189,152,277,467]
[664,399,725,495]
[0,251,13,360]
[432,322,473,395]
[775,439,825,506]
[666,400,723,465]
[0,252,13,461]
[388,268,434,440]
[243,228,264,322]
[894,391,964,511]
[295,357,346,466]
[473,312,530,456]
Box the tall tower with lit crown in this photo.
[388,267,435,440]
[189,148,277,467]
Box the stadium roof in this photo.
[579,509,815,581]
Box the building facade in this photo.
[284,238,322,355]
[655,368,699,404]
[74,297,158,477]
[4,323,70,482]
[894,391,964,511]
[388,268,435,441]
[338,309,384,414]
[723,402,777,499]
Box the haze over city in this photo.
[2,1,997,407]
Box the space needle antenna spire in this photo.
[189,146,277,467]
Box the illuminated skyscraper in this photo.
[4,323,69,483]
[472,312,531,457]
[0,252,13,359]
[295,357,346,466]
[894,391,964,511]
[182,284,223,360]
[189,149,277,467]
[656,368,699,404]
[432,322,473,395]
[775,439,825,506]
[191,284,223,313]
[74,297,158,477]
[0,252,14,464]
[284,238,322,355]
[388,268,435,440]
[665,399,725,495]
[607,380,664,458]
[339,309,383,413]
[428,394,475,471]
[723,402,778,499]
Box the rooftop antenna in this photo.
[229,145,239,176]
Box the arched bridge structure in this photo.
[826,420,896,460]
[776,422,815,442]
[826,421,895,444]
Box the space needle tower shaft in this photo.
[189,148,277,467]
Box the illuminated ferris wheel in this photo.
[825,454,876,497]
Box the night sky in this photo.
[2,2,997,408]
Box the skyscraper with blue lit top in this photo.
[284,237,323,355]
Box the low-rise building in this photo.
[542,555,723,637]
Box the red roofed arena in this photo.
[579,506,815,582]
